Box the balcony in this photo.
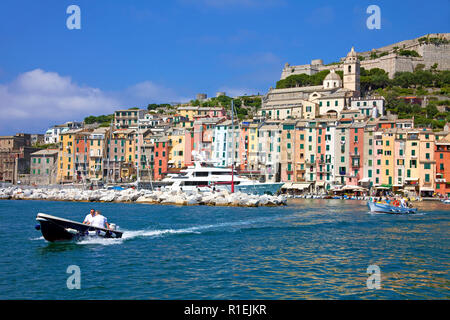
[350,153,360,158]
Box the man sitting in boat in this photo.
[91,210,110,230]
[400,198,408,208]
[83,209,96,225]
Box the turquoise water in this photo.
[0,199,448,299]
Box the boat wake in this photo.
[30,236,44,241]
[75,214,297,246]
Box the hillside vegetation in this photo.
[275,65,450,129]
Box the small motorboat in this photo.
[35,213,123,242]
[441,199,450,204]
[367,201,418,214]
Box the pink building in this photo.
[196,107,227,119]
[348,123,365,186]
[193,118,221,161]
[315,123,327,191]
[184,130,194,167]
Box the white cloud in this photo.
[1,69,118,119]
[0,69,189,134]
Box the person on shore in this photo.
[91,210,109,230]
[83,209,96,225]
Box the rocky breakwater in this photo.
[0,187,287,207]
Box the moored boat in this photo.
[367,201,418,214]
[35,213,123,242]
[162,161,284,195]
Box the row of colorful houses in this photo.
[23,107,450,198]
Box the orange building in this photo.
[154,137,170,180]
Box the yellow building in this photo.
[177,106,198,120]
[248,123,259,171]
[381,129,395,186]
[57,129,80,183]
[404,130,420,194]
[169,129,186,169]
[88,128,109,180]
[108,129,137,180]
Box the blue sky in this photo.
[0,0,449,134]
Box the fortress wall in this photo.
[280,35,450,81]
[358,33,450,56]
[421,44,450,70]
[360,55,420,78]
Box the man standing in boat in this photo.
[91,210,110,230]
[83,209,96,225]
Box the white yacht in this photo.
[161,161,284,195]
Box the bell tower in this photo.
[343,47,360,97]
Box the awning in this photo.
[292,183,311,190]
[315,181,325,187]
[340,185,367,191]
[281,183,293,189]
[420,188,434,192]
[341,185,359,191]
[405,178,419,181]
[393,184,404,187]
[358,178,371,183]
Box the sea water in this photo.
[0,199,448,299]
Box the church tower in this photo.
[343,47,360,97]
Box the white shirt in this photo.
[91,214,108,229]
[83,214,95,225]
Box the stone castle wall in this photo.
[280,34,450,80]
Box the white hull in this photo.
[162,162,283,195]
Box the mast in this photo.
[107,119,112,183]
[231,99,235,193]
